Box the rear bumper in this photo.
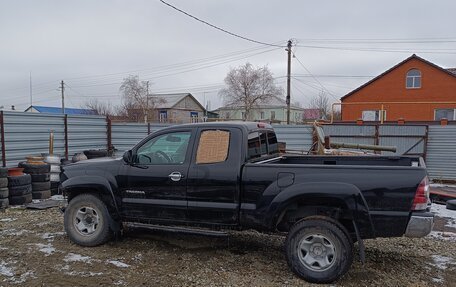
[404,212,434,238]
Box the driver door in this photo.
[122,129,194,223]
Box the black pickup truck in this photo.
[61,122,433,283]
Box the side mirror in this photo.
[123,150,133,164]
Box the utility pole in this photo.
[60,80,65,114]
[286,40,292,125]
[145,80,149,123]
[29,72,32,108]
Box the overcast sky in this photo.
[1,0,455,112]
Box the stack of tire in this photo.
[44,155,60,195]
[0,167,9,209]
[20,162,51,200]
[8,173,32,205]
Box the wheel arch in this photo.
[62,175,121,220]
[268,182,375,239]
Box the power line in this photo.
[291,51,339,102]
[159,0,285,48]
[295,44,456,54]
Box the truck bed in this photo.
[258,155,422,167]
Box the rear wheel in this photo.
[285,218,353,284]
[64,193,113,246]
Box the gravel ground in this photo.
[0,202,455,287]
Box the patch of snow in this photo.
[8,271,35,284]
[64,253,93,263]
[113,280,126,286]
[0,261,14,277]
[432,203,456,219]
[429,255,455,270]
[0,229,30,236]
[64,271,103,277]
[51,195,65,201]
[35,243,56,256]
[432,203,456,229]
[427,231,456,242]
[0,218,16,222]
[107,260,130,268]
[432,277,444,284]
[41,232,65,241]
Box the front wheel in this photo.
[64,193,113,247]
[285,218,353,284]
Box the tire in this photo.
[0,198,9,209]
[50,165,60,173]
[72,153,87,163]
[84,149,108,159]
[0,187,8,199]
[61,160,72,166]
[285,218,353,284]
[50,173,60,182]
[64,193,113,247]
[32,181,51,192]
[0,177,8,188]
[19,162,50,174]
[8,174,32,187]
[31,173,50,182]
[9,193,32,205]
[9,184,32,196]
[44,155,61,164]
[447,199,456,211]
[32,189,51,200]
[0,167,8,178]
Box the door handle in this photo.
[168,172,183,182]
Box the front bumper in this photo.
[405,212,434,238]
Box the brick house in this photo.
[340,54,456,122]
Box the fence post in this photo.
[147,122,151,135]
[106,116,112,152]
[64,114,69,160]
[0,111,6,167]
[423,125,429,160]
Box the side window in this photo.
[196,130,230,164]
[267,132,279,154]
[135,132,191,165]
[247,131,268,160]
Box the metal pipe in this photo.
[0,111,6,167]
[49,130,54,155]
[330,141,396,152]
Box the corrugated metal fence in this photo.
[323,124,428,157]
[1,111,456,181]
[426,125,456,181]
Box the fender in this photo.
[61,175,120,218]
[266,181,375,237]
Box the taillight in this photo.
[412,176,430,211]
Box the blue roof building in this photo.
[24,105,98,115]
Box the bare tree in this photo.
[308,91,331,119]
[219,63,282,121]
[119,76,164,122]
[82,99,114,116]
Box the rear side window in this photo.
[196,130,230,164]
[247,131,278,160]
[267,132,279,154]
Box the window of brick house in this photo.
[362,110,386,121]
[406,69,421,89]
[435,109,455,120]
